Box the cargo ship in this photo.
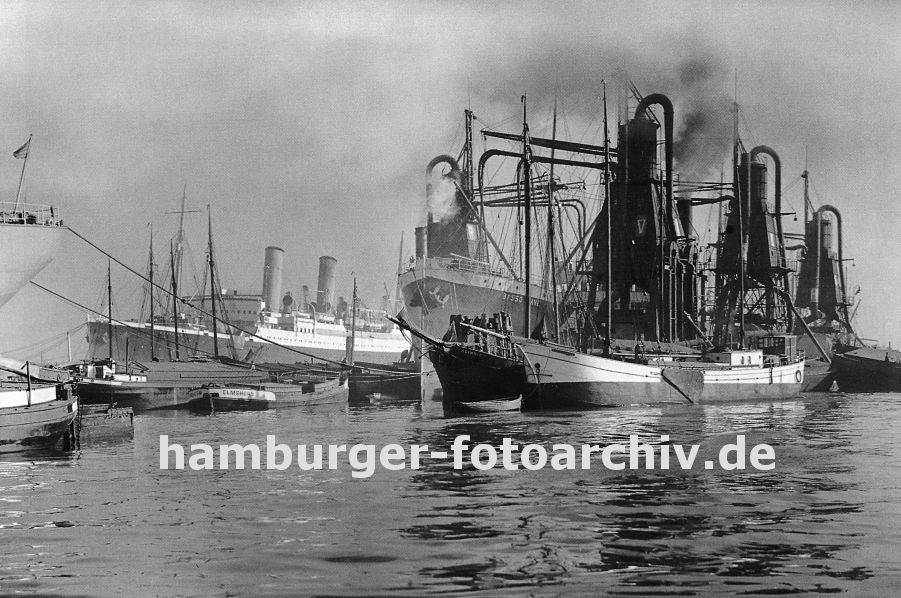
[397,109,584,360]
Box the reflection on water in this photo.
[0,393,899,595]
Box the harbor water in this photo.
[1,392,900,596]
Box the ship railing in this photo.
[457,321,520,360]
[430,256,512,278]
[0,202,62,226]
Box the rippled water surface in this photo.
[1,392,900,596]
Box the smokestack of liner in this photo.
[316,255,338,313]
[262,246,285,313]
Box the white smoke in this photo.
[427,175,460,223]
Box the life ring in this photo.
[794,369,802,383]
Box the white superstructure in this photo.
[0,204,64,309]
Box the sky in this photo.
[1,0,900,361]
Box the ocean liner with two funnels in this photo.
[87,245,410,366]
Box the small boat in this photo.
[449,397,522,413]
[0,377,78,453]
[188,375,348,412]
[347,359,421,401]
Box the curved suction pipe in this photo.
[634,94,674,221]
[426,154,459,176]
[816,204,852,333]
[816,205,843,269]
[426,154,460,208]
[749,146,783,264]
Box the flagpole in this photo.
[13,134,32,213]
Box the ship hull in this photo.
[428,345,527,404]
[86,319,245,363]
[802,358,835,392]
[831,348,901,392]
[188,380,348,411]
[347,360,420,400]
[75,360,267,411]
[0,387,78,452]
[398,258,555,340]
[242,339,404,366]
[518,343,805,409]
[87,320,406,366]
[0,221,64,309]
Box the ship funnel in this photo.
[425,154,476,259]
[262,246,285,313]
[316,255,338,313]
[415,226,428,259]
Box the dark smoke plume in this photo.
[672,54,733,183]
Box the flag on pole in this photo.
[13,138,30,159]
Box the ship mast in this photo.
[174,184,188,294]
[207,205,219,357]
[521,95,533,335]
[170,240,180,359]
[803,148,810,225]
[734,93,746,349]
[548,95,560,340]
[107,259,113,362]
[394,232,404,313]
[13,134,32,212]
[348,275,357,366]
[149,225,156,361]
[603,81,612,356]
[165,185,200,311]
